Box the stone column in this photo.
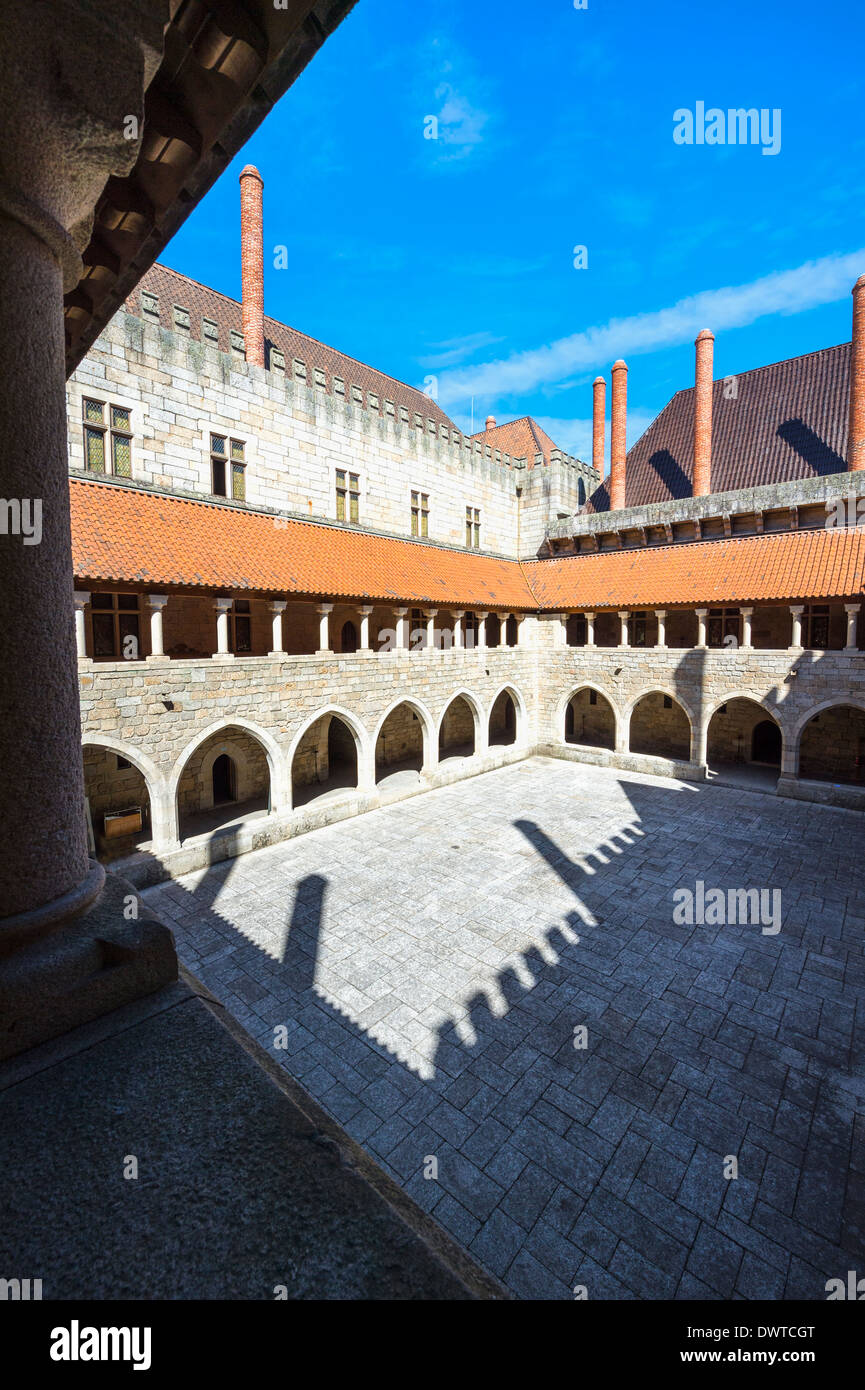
[655,609,667,648]
[214,597,234,656]
[424,609,438,653]
[394,606,409,652]
[476,612,489,651]
[844,603,860,651]
[499,613,510,647]
[740,606,753,650]
[359,604,373,652]
[146,594,169,661]
[585,611,596,647]
[268,599,287,656]
[789,604,804,650]
[0,0,174,1057]
[73,591,91,662]
[316,602,333,655]
[695,608,708,648]
[452,611,464,650]
[618,610,629,647]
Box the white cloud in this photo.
[438,248,865,406]
[420,330,503,369]
[431,82,489,161]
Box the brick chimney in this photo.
[592,376,605,478]
[849,274,865,471]
[239,164,265,369]
[609,360,627,510]
[485,415,496,431]
[693,328,714,496]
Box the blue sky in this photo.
[164,0,865,466]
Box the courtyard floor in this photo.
[143,755,865,1300]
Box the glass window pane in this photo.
[92,612,115,657]
[85,427,105,471]
[84,398,104,423]
[112,432,132,476]
[349,495,359,523]
[231,463,245,500]
[230,439,244,461]
[336,492,345,522]
[91,593,113,609]
[211,434,226,455]
[111,406,130,432]
[117,594,138,610]
[212,459,226,495]
[234,617,252,653]
[118,614,140,657]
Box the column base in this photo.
[0,871,177,1063]
[145,654,171,663]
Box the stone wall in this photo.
[68,315,530,557]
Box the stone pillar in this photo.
[268,599,287,656]
[452,611,464,650]
[499,613,510,647]
[789,604,804,650]
[424,608,438,652]
[359,604,373,652]
[609,359,628,511]
[214,597,234,656]
[73,591,91,661]
[394,606,409,651]
[317,602,333,655]
[146,594,169,660]
[844,603,860,651]
[695,608,708,649]
[585,611,596,647]
[654,609,667,648]
[740,606,753,649]
[477,612,489,651]
[618,610,629,647]
[0,0,174,1058]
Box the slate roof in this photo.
[587,343,851,511]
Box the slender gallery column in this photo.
[452,611,464,650]
[317,602,333,655]
[477,612,489,651]
[740,606,753,649]
[585,611,596,647]
[618,610,630,647]
[845,603,860,651]
[655,609,667,648]
[695,608,708,649]
[269,599,287,655]
[146,594,169,660]
[214,597,233,656]
[789,604,804,649]
[424,609,438,652]
[73,591,91,661]
[394,606,409,651]
[359,604,373,652]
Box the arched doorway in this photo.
[438,696,477,762]
[83,744,153,863]
[340,620,358,653]
[292,712,360,807]
[798,705,865,785]
[628,692,690,760]
[176,725,272,841]
[489,690,517,748]
[706,699,781,790]
[375,703,425,787]
[212,753,236,805]
[564,688,615,750]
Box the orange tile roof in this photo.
[471,416,562,467]
[523,528,865,609]
[70,478,534,611]
[71,478,864,613]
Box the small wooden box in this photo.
[104,807,143,839]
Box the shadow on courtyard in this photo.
[142,768,865,1301]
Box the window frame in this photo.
[411,489,429,538]
[465,505,481,550]
[336,469,360,523]
[90,591,141,660]
[211,433,246,501]
[83,397,133,478]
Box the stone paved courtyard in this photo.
[143,757,865,1300]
